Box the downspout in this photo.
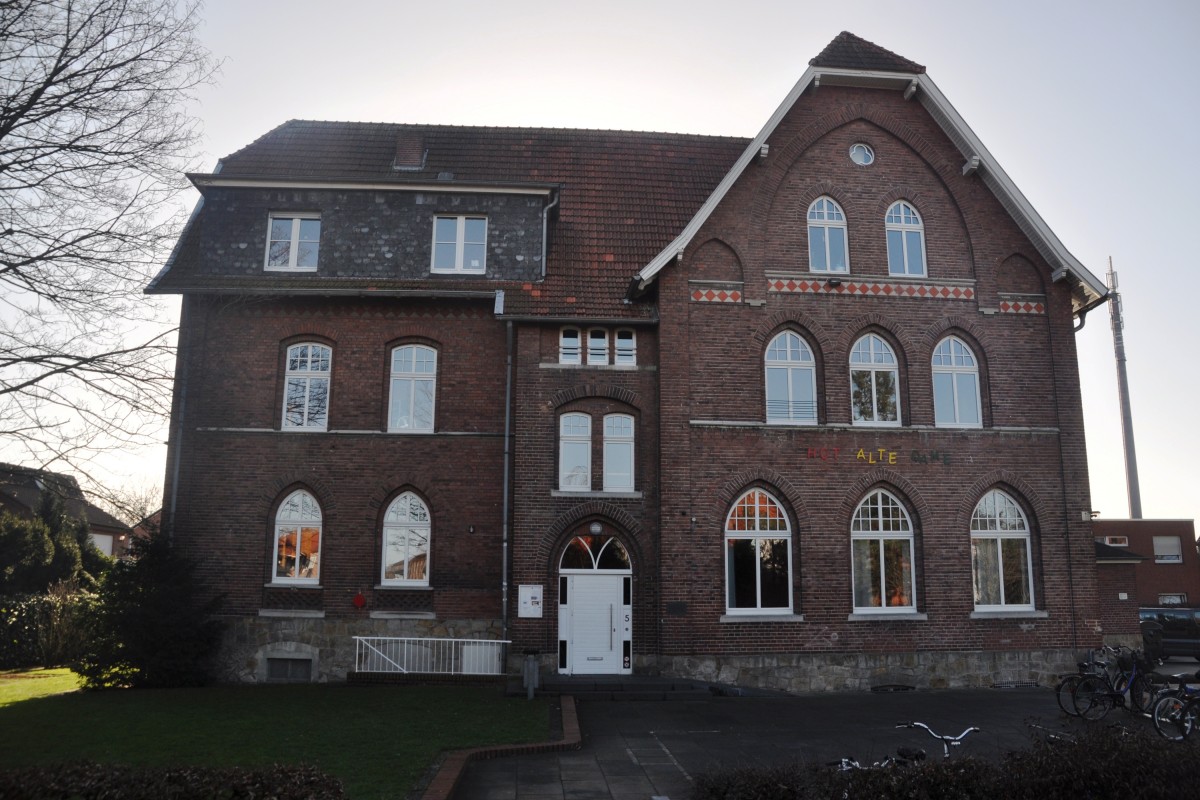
[499,292,514,645]
[1048,301,1080,649]
[540,192,560,279]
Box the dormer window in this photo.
[432,216,487,274]
[265,214,321,271]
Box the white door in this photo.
[559,574,631,675]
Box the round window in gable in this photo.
[849,143,875,166]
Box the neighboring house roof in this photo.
[1094,540,1147,564]
[0,462,130,533]
[634,31,1107,316]
[153,123,746,320]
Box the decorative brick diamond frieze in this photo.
[998,294,1046,315]
[767,275,975,302]
[689,281,744,303]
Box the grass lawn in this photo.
[0,674,549,799]
[0,667,80,706]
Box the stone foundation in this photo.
[216,614,503,683]
[659,648,1079,692]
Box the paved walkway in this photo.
[452,684,1134,799]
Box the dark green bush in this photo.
[691,723,1200,800]
[72,528,224,689]
[0,761,345,799]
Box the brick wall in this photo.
[1093,519,1200,607]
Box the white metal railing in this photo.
[353,636,510,676]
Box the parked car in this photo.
[1139,607,1200,661]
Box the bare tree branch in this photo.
[0,0,215,483]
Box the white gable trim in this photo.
[635,67,1106,314]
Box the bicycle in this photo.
[1151,669,1200,742]
[895,721,980,759]
[1055,646,1118,716]
[1071,646,1162,720]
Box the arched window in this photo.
[851,490,915,611]
[850,334,900,425]
[273,490,322,584]
[602,414,634,491]
[559,413,591,491]
[382,492,431,585]
[885,201,926,276]
[559,328,581,364]
[389,345,437,432]
[970,490,1033,610]
[932,336,981,427]
[283,343,331,429]
[724,489,792,613]
[765,331,817,424]
[807,196,849,273]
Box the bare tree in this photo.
[0,0,215,481]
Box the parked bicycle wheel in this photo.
[1055,675,1083,716]
[1130,672,1160,715]
[1073,675,1113,720]
[1152,693,1197,742]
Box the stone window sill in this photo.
[847,612,928,622]
[720,613,805,623]
[258,609,325,618]
[369,611,436,620]
[969,610,1049,620]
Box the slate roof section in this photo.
[161,123,747,319]
[810,31,925,74]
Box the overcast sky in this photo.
[120,0,1199,528]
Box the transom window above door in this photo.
[560,534,631,571]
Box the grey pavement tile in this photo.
[561,779,614,800]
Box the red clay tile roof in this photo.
[174,122,747,319]
[810,32,925,74]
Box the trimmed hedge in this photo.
[0,761,344,799]
[691,723,1200,800]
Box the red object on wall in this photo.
[352,592,366,609]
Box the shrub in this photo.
[0,761,345,799]
[72,528,224,689]
[0,585,91,669]
[691,723,1200,800]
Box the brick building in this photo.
[153,33,1112,689]
[1093,519,1200,608]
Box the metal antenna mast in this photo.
[1106,258,1142,518]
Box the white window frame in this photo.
[587,329,609,365]
[851,490,916,612]
[602,414,634,491]
[559,328,582,365]
[850,334,900,426]
[614,329,637,365]
[932,336,982,428]
[272,490,322,585]
[282,343,331,430]
[885,201,927,277]
[265,213,321,272]
[1102,535,1129,547]
[558,413,591,491]
[807,196,849,273]
[970,490,1035,612]
[431,215,487,274]
[765,331,817,424]
[388,344,437,433]
[381,492,431,586]
[1159,593,1187,606]
[1154,536,1184,564]
[724,489,793,615]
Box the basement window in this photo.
[266,657,313,683]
